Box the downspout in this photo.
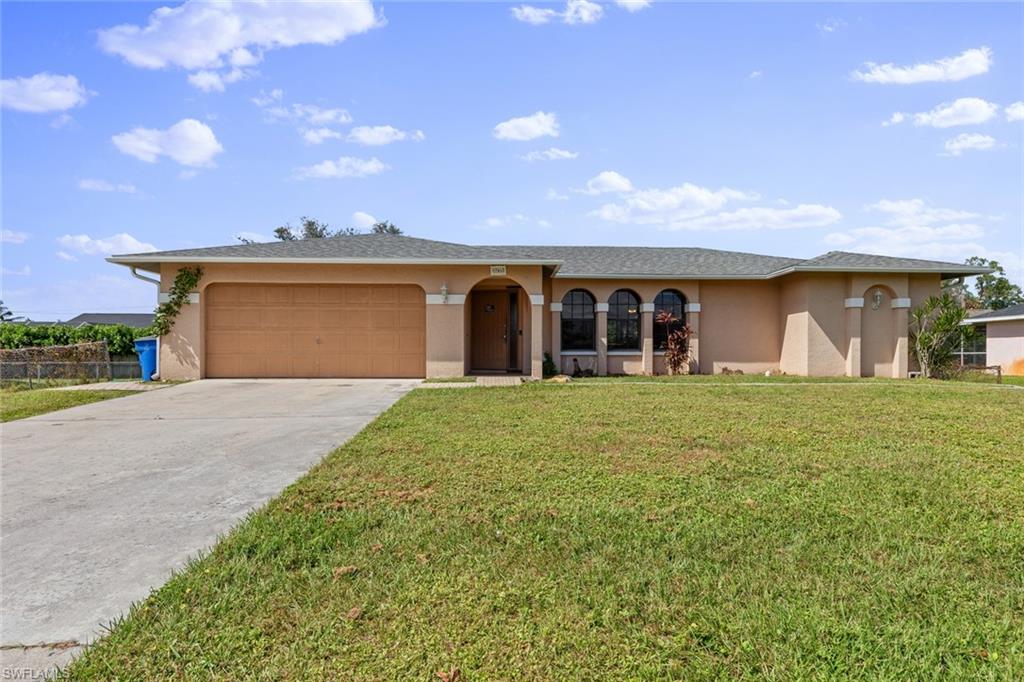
[130,267,161,380]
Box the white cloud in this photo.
[1006,101,1024,122]
[2,230,29,244]
[580,170,634,195]
[823,198,1021,283]
[56,251,77,262]
[475,214,549,230]
[56,232,157,256]
[97,1,382,90]
[852,47,992,85]
[351,211,378,229]
[615,0,651,12]
[909,97,999,128]
[294,156,389,180]
[302,127,343,145]
[943,133,996,156]
[546,188,570,201]
[816,18,846,34]
[0,73,91,113]
[3,274,160,321]
[521,147,578,161]
[187,67,252,93]
[564,0,604,24]
[513,0,603,24]
[346,125,425,146]
[748,70,763,79]
[112,118,224,167]
[493,111,559,141]
[881,111,906,127]
[587,179,838,231]
[251,88,284,107]
[511,5,559,24]
[78,178,137,193]
[2,265,31,277]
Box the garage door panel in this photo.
[206,283,425,378]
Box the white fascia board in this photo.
[961,314,1024,325]
[108,256,563,266]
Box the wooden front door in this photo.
[471,290,509,370]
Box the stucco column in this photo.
[844,297,863,378]
[550,302,562,375]
[425,293,466,378]
[685,303,701,374]
[640,303,654,375]
[595,303,609,376]
[892,297,911,378]
[530,295,544,380]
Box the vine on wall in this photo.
[153,266,203,337]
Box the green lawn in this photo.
[0,386,139,422]
[66,382,1023,679]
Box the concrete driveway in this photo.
[0,379,417,674]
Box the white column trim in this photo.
[845,297,865,308]
[595,302,609,313]
[529,294,544,306]
[640,303,655,313]
[685,303,701,313]
[891,298,911,309]
[426,293,467,305]
[158,292,199,304]
[549,302,563,312]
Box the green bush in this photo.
[0,323,153,356]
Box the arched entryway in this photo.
[861,285,896,377]
[468,278,529,374]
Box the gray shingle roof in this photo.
[63,313,155,328]
[964,303,1024,322]
[109,235,991,279]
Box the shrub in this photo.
[0,323,152,356]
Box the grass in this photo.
[422,376,478,383]
[0,386,140,422]
[66,382,1023,679]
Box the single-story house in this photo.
[961,303,1024,376]
[108,234,987,380]
[62,313,155,329]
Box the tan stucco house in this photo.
[961,303,1024,376]
[108,234,987,381]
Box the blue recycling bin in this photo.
[134,336,157,382]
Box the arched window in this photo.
[654,289,686,350]
[561,289,596,350]
[608,289,640,350]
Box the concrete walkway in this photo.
[0,379,417,677]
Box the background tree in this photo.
[239,217,402,243]
[0,300,26,324]
[370,220,402,235]
[944,257,1023,310]
[909,294,972,378]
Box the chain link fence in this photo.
[0,341,142,387]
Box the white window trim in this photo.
[685,303,701,313]
[844,297,865,308]
[550,302,563,312]
[640,303,655,313]
[529,294,544,305]
[561,350,597,356]
[595,302,610,313]
[607,350,641,356]
[891,298,911,309]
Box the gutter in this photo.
[129,267,161,380]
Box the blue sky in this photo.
[2,1,1022,320]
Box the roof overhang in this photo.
[962,313,1024,325]
[772,265,995,279]
[108,255,564,271]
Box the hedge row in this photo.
[0,323,153,356]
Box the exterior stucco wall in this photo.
[987,320,1024,376]
[805,274,847,376]
[778,276,809,375]
[699,281,780,374]
[157,262,545,379]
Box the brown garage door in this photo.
[205,284,425,378]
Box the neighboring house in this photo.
[107,234,987,380]
[961,303,1024,376]
[62,313,155,329]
